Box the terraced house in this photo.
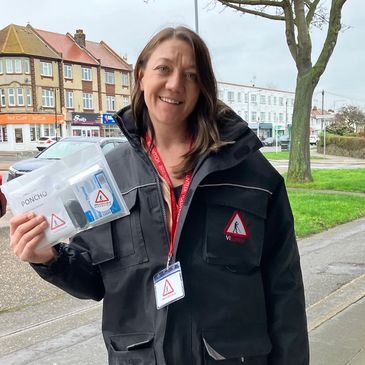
[0,24,132,151]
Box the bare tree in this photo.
[216,0,348,182]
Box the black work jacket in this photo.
[34,106,309,365]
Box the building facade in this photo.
[0,24,132,151]
[217,81,295,140]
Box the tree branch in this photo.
[312,0,348,83]
[282,0,298,63]
[218,0,283,6]
[294,0,312,70]
[218,1,286,21]
[305,0,321,26]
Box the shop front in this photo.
[102,113,122,137]
[70,112,101,137]
[0,113,64,151]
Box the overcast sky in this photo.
[1,0,363,110]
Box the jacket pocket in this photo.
[202,188,268,273]
[81,188,148,273]
[202,327,271,364]
[108,332,155,365]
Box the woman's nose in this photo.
[166,71,183,92]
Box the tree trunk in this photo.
[287,69,315,182]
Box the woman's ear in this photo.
[138,69,144,91]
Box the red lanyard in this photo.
[146,134,192,263]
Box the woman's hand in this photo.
[10,212,56,264]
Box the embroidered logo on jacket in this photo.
[224,211,249,243]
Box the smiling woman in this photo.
[9,26,309,365]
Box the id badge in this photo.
[153,261,185,310]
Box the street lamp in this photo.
[194,0,199,33]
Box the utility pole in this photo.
[321,90,326,156]
[194,0,199,34]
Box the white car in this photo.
[309,135,318,146]
[36,136,61,151]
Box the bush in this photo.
[318,133,365,158]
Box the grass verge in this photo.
[263,151,324,160]
[288,191,365,238]
[285,169,365,193]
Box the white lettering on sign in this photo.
[21,191,48,207]
[73,115,87,122]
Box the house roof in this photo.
[0,24,61,59]
[35,28,98,65]
[85,40,132,71]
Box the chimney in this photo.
[74,29,85,47]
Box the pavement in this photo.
[0,150,364,364]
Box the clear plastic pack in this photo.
[2,144,129,250]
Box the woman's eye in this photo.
[157,66,169,73]
[186,72,197,82]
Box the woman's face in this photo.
[139,38,200,129]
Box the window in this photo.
[260,95,266,104]
[26,88,32,106]
[268,112,271,122]
[65,90,74,108]
[14,59,22,74]
[43,124,55,136]
[279,97,284,106]
[6,59,13,73]
[42,89,54,107]
[0,126,8,142]
[17,88,24,105]
[273,97,277,106]
[237,92,242,102]
[0,60,3,74]
[30,125,41,142]
[82,67,92,81]
[260,112,266,122]
[105,71,115,84]
[121,72,129,86]
[106,96,115,111]
[267,96,271,105]
[279,113,284,122]
[0,89,5,107]
[244,93,249,103]
[83,92,93,109]
[227,91,234,102]
[251,111,257,121]
[244,111,249,121]
[24,59,30,74]
[8,88,15,106]
[41,62,53,77]
[251,94,257,103]
[64,64,73,79]
[218,90,224,100]
[122,96,129,107]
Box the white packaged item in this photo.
[2,144,129,250]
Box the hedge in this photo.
[317,133,365,158]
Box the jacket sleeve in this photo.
[31,232,105,302]
[261,178,309,365]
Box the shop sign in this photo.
[102,114,115,124]
[71,113,101,125]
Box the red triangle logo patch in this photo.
[50,213,66,230]
[224,211,249,242]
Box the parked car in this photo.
[0,175,7,217]
[262,137,275,146]
[7,136,127,181]
[309,135,318,146]
[36,136,62,151]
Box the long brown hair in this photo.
[132,26,229,177]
